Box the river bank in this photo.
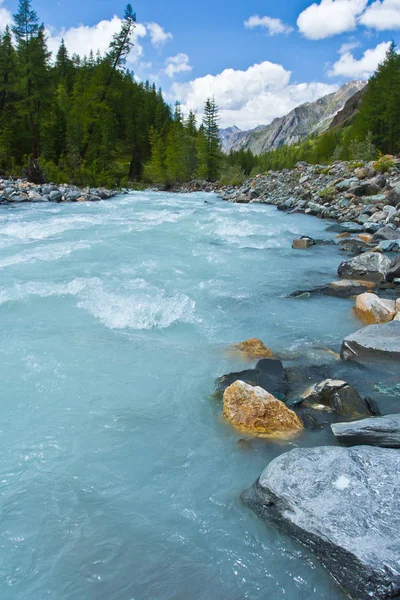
[210,160,400,598]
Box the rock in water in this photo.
[223,381,303,437]
[332,414,400,447]
[338,252,391,282]
[354,293,396,324]
[341,321,400,361]
[242,446,400,600]
[231,338,276,359]
[215,358,288,397]
[302,378,373,417]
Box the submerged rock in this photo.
[292,237,314,249]
[302,378,374,417]
[215,358,288,397]
[338,252,391,282]
[332,414,400,447]
[291,279,376,299]
[341,321,400,361]
[223,381,303,437]
[354,292,396,324]
[231,338,276,359]
[242,446,400,600]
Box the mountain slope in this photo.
[220,81,366,155]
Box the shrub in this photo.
[349,132,376,161]
[373,152,395,173]
[319,185,336,200]
[219,164,247,187]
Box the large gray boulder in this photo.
[386,257,400,282]
[372,225,400,243]
[338,252,391,282]
[332,414,400,447]
[242,446,400,600]
[341,321,400,361]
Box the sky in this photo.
[1,0,400,130]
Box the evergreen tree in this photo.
[197,98,221,181]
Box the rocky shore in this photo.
[211,159,400,599]
[0,178,119,204]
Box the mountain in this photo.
[219,81,367,155]
[329,84,368,130]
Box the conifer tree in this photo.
[196,97,221,181]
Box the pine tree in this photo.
[197,97,221,181]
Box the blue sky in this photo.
[1,0,399,128]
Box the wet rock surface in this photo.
[332,414,400,447]
[341,321,400,361]
[242,446,400,600]
[223,381,303,437]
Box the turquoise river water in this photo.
[0,191,393,600]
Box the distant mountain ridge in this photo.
[219,81,367,155]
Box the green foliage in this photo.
[349,132,376,161]
[196,98,222,181]
[319,185,336,200]
[373,152,395,172]
[218,164,246,186]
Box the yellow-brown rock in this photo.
[292,238,314,249]
[354,293,396,324]
[231,338,276,359]
[358,233,373,243]
[223,380,303,437]
[336,232,350,239]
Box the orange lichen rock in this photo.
[223,380,303,438]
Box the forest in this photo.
[0,0,399,188]
[0,0,220,187]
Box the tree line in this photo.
[0,0,222,187]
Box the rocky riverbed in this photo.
[213,159,400,599]
[0,178,119,204]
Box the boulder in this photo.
[371,225,400,243]
[292,237,314,249]
[352,182,380,197]
[354,293,396,324]
[302,378,375,417]
[49,190,62,202]
[326,222,364,233]
[358,233,373,243]
[223,381,303,436]
[338,252,391,282]
[215,358,288,398]
[332,414,400,447]
[378,240,400,252]
[290,279,376,299]
[242,446,400,600]
[341,321,400,361]
[231,338,276,359]
[386,257,400,282]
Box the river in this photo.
[0,191,381,599]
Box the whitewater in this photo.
[0,191,361,599]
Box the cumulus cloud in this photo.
[172,61,338,129]
[164,53,192,78]
[359,0,400,30]
[0,0,12,30]
[297,0,368,39]
[146,22,173,47]
[46,17,148,64]
[244,15,293,35]
[329,41,391,77]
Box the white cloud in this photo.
[339,40,361,54]
[359,0,400,30]
[297,0,368,39]
[244,15,293,35]
[172,61,338,129]
[46,18,147,65]
[146,22,173,47]
[0,0,13,30]
[164,53,192,78]
[329,40,391,77]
